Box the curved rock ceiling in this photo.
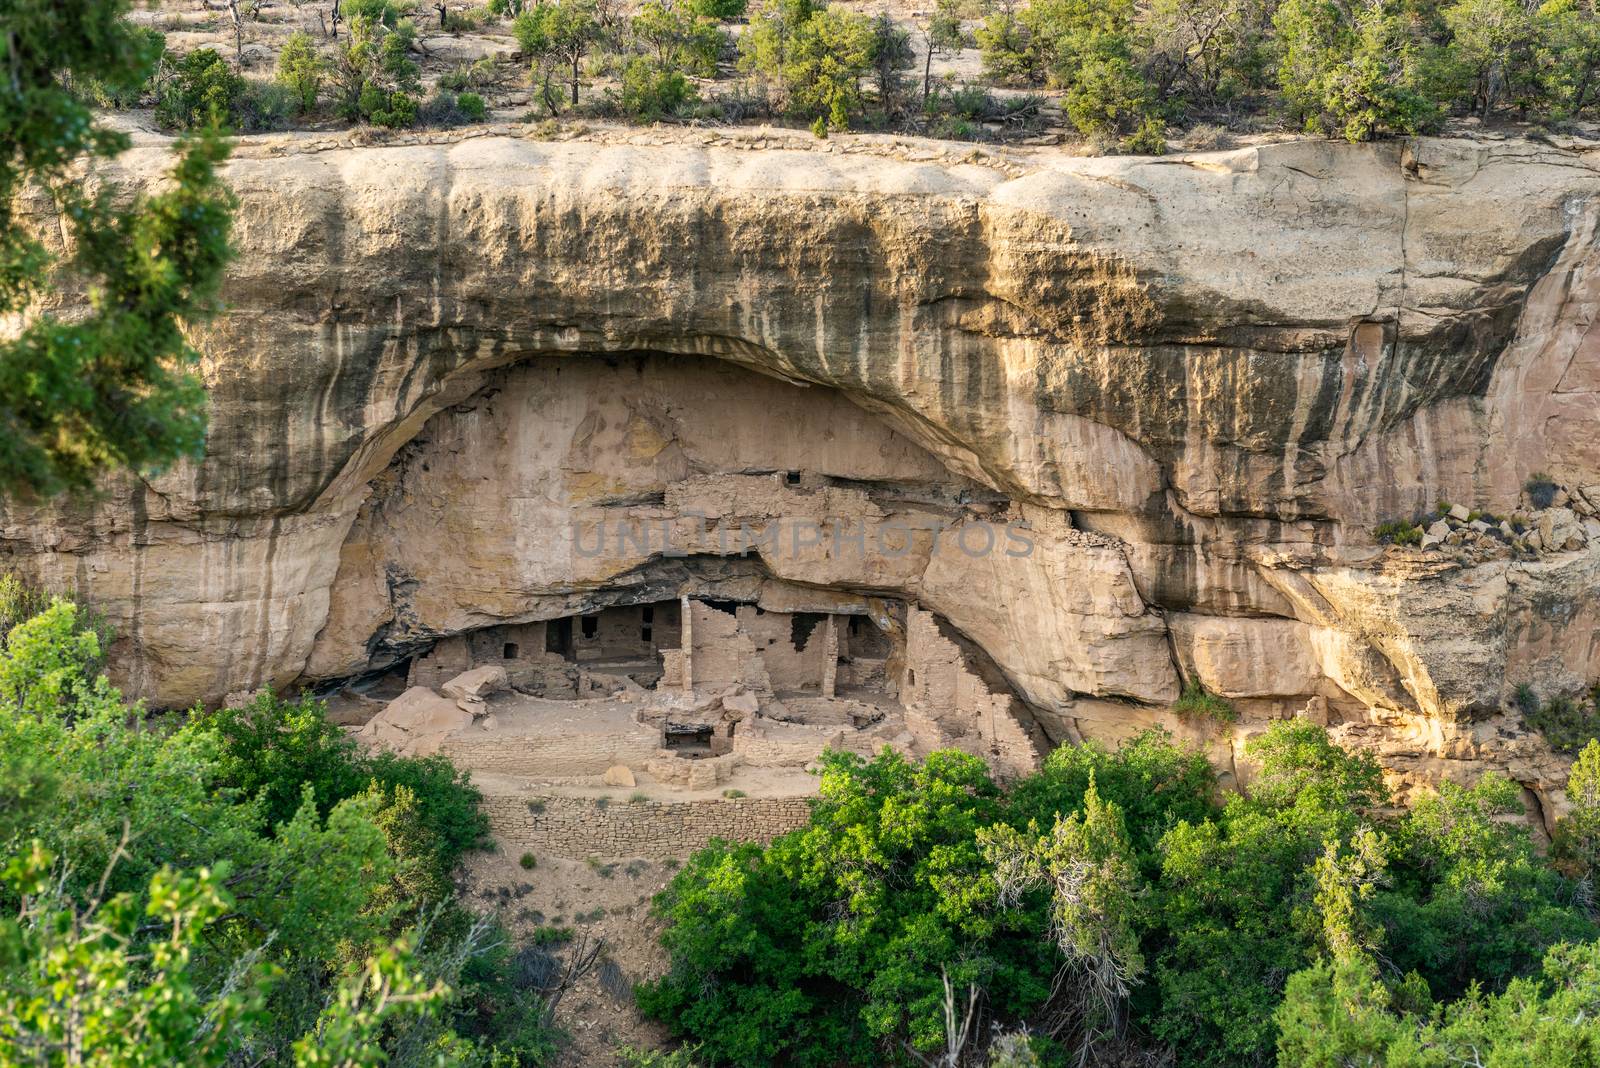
[5,130,1600,813]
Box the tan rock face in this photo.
[5,129,1600,807]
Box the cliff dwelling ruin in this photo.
[348,593,1044,796]
[301,353,1050,829]
[13,133,1600,859]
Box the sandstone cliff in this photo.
[8,125,1600,819]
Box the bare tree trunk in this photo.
[227,0,243,65]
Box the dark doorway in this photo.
[545,617,573,658]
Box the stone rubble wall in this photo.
[902,608,1045,778]
[482,792,815,859]
[442,726,662,776]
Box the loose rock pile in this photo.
[1399,484,1600,557]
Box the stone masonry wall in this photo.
[483,792,815,859]
[442,727,662,776]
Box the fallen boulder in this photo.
[356,686,473,757]
[441,665,509,702]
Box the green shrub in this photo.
[1527,691,1600,753]
[644,722,1600,1067]
[942,81,991,119]
[1374,518,1424,546]
[618,56,694,122]
[75,25,165,107]
[519,851,538,869]
[1171,679,1237,723]
[438,57,499,90]
[363,84,420,126]
[530,924,575,944]
[239,79,297,130]
[1120,114,1168,154]
[740,0,876,130]
[0,586,552,1064]
[1526,471,1559,509]
[332,3,422,125]
[1514,682,1539,715]
[155,47,246,129]
[618,1044,707,1067]
[206,691,490,896]
[276,30,324,112]
[689,0,746,19]
[420,88,487,124]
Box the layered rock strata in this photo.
[7,127,1600,820]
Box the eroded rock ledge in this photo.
[6,128,1600,820]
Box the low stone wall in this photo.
[442,729,661,776]
[482,792,815,859]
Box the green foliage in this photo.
[1121,113,1169,153]
[276,30,325,112]
[618,1044,706,1067]
[421,88,490,124]
[970,0,1600,141]
[619,55,696,120]
[439,56,500,90]
[520,851,539,869]
[0,849,271,1067]
[740,0,877,128]
[73,25,166,107]
[530,924,574,944]
[977,0,1164,135]
[1274,0,1445,140]
[640,748,1054,1065]
[980,778,1145,1063]
[1171,679,1237,724]
[0,0,234,500]
[1555,740,1600,879]
[155,48,246,129]
[332,3,422,125]
[1375,517,1425,545]
[1527,471,1559,508]
[649,717,1587,1068]
[0,588,551,1065]
[206,691,490,905]
[1377,774,1597,997]
[870,11,917,115]
[1526,689,1600,752]
[632,0,726,77]
[514,0,601,113]
[1276,910,1600,1066]
[690,0,747,19]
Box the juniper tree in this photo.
[0,0,235,500]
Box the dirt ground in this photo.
[464,844,684,1065]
